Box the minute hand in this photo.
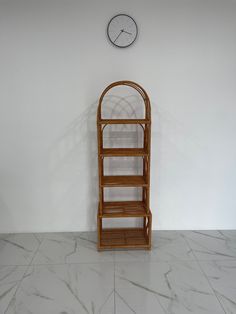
[114,30,122,43]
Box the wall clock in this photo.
[107,14,138,48]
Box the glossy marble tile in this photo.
[31,232,76,264]
[219,230,236,241]
[181,230,236,261]
[115,260,225,314]
[114,231,195,262]
[0,265,27,313]
[32,233,45,244]
[200,260,236,314]
[32,232,114,264]
[68,232,115,263]
[1,230,236,314]
[5,263,115,314]
[115,286,166,314]
[0,234,41,266]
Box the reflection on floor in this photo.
[0,230,236,313]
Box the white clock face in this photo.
[107,14,138,48]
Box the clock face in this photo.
[107,14,138,48]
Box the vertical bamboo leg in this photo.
[97,214,100,250]
[148,214,152,249]
[143,216,146,231]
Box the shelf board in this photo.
[98,119,150,125]
[99,228,150,250]
[100,148,148,157]
[100,201,150,218]
[102,175,148,187]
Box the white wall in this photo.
[0,0,236,233]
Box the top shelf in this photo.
[98,119,151,125]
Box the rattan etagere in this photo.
[97,81,152,250]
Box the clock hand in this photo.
[123,30,132,35]
[114,30,123,43]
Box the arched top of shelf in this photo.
[97,80,151,123]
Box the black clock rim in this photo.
[107,13,138,48]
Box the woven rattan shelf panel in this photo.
[102,175,148,187]
[100,148,148,157]
[100,201,150,218]
[100,228,150,249]
[98,119,150,125]
[97,81,152,250]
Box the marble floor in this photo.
[0,231,236,314]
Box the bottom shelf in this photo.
[98,228,151,250]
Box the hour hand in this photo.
[123,30,132,35]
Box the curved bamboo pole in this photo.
[97,80,151,122]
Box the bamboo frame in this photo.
[97,80,152,250]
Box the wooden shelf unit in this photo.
[97,80,152,250]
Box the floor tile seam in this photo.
[0,263,32,267]
[182,235,227,314]
[3,237,42,314]
[153,294,168,314]
[182,234,216,274]
[2,274,23,314]
[114,262,168,314]
[8,257,234,267]
[0,234,45,267]
[29,234,46,265]
[191,258,236,262]
[30,260,115,266]
[114,258,197,265]
[20,235,43,281]
[181,234,236,262]
[195,259,227,314]
[181,234,200,262]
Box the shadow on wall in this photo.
[48,100,98,231]
[0,196,15,233]
[103,95,144,205]
[48,93,144,231]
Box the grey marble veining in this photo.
[199,260,236,314]
[68,232,114,264]
[0,230,235,314]
[115,260,225,314]
[0,234,41,266]
[5,263,114,314]
[32,232,114,264]
[114,231,196,263]
[181,230,236,261]
[0,265,27,313]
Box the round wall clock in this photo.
[107,14,138,48]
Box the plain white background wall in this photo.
[0,0,236,233]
